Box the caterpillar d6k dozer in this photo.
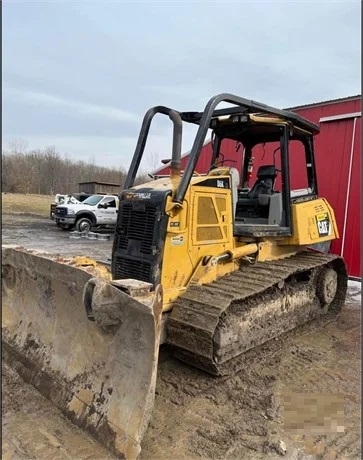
[2,93,348,459]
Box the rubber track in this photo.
[166,251,347,374]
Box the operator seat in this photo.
[247,165,277,200]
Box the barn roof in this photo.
[286,94,361,111]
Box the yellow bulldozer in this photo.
[2,93,347,459]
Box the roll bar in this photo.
[124,107,182,189]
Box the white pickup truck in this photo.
[54,194,119,232]
[50,193,91,219]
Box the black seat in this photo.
[247,165,277,200]
[236,165,278,221]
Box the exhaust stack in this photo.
[168,110,183,180]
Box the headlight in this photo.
[66,209,75,215]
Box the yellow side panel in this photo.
[160,185,236,310]
[192,190,230,245]
[281,198,339,246]
[188,187,235,286]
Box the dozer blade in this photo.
[2,246,163,459]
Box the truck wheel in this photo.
[76,218,92,233]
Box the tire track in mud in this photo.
[142,342,286,458]
[141,306,361,460]
[266,306,361,460]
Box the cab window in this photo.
[101,197,116,207]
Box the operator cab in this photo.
[206,111,319,237]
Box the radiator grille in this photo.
[114,201,159,283]
[118,203,157,255]
[54,207,67,217]
[114,258,151,282]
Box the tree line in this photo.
[2,142,151,195]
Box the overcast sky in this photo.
[3,1,361,171]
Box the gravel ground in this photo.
[2,214,113,261]
[2,214,361,460]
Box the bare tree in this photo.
[2,145,128,195]
[8,138,29,155]
[148,152,162,172]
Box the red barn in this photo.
[154,95,361,278]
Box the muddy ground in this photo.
[2,214,114,261]
[2,214,361,460]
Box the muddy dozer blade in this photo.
[2,246,163,459]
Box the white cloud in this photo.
[4,87,139,123]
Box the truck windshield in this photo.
[82,195,103,206]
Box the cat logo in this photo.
[316,212,331,237]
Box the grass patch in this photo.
[2,193,53,216]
